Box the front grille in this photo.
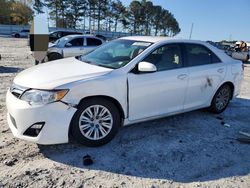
[9,114,17,129]
[10,84,26,99]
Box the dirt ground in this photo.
[0,37,250,188]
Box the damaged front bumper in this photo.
[6,90,77,145]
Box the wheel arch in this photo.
[77,95,125,119]
[214,81,235,101]
[47,52,63,61]
[68,95,125,141]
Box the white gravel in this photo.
[0,37,250,188]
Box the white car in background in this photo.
[12,29,30,38]
[6,36,243,147]
[46,35,104,61]
[232,50,250,62]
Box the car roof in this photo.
[50,30,82,33]
[120,36,209,45]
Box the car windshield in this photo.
[79,39,152,69]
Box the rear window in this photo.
[185,44,221,66]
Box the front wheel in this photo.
[48,53,62,61]
[209,84,232,114]
[70,98,121,147]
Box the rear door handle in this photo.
[177,74,188,80]
[217,68,224,73]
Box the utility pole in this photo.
[189,23,194,39]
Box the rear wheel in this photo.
[70,98,121,147]
[15,34,20,38]
[209,84,232,113]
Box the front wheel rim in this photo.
[215,86,230,111]
[79,105,113,140]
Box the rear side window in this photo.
[185,44,221,66]
[66,38,83,47]
[87,38,102,46]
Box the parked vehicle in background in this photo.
[46,35,104,61]
[6,37,243,146]
[49,30,83,43]
[232,41,249,63]
[12,29,30,38]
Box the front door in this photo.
[63,37,84,57]
[128,43,189,121]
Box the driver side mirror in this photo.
[138,61,157,73]
[65,43,72,48]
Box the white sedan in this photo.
[46,35,104,61]
[12,29,30,38]
[6,36,243,146]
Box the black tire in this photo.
[15,34,20,38]
[209,84,232,114]
[48,53,62,61]
[70,98,121,147]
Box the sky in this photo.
[121,0,250,41]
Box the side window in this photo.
[66,38,83,47]
[185,44,221,66]
[143,44,183,71]
[87,38,102,46]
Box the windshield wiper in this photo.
[94,63,115,69]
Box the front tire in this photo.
[48,53,62,61]
[70,98,121,147]
[209,84,232,114]
[15,34,20,38]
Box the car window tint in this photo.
[211,53,221,63]
[143,44,183,71]
[185,44,220,66]
[87,38,102,46]
[67,38,83,47]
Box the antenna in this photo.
[189,23,194,39]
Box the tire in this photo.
[209,84,232,114]
[70,98,121,147]
[15,34,20,38]
[48,53,62,61]
[245,55,250,62]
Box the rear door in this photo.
[183,43,226,110]
[128,43,189,121]
[63,37,84,57]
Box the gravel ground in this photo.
[0,37,250,188]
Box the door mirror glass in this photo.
[65,43,72,47]
[138,61,157,73]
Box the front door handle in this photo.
[177,74,188,80]
[217,68,224,73]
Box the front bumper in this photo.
[6,90,77,145]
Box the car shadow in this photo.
[38,97,250,183]
[0,66,23,73]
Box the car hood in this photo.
[14,57,113,89]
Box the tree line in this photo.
[0,0,181,36]
[0,0,33,25]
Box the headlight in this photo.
[20,89,68,105]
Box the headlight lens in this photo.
[20,89,68,105]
